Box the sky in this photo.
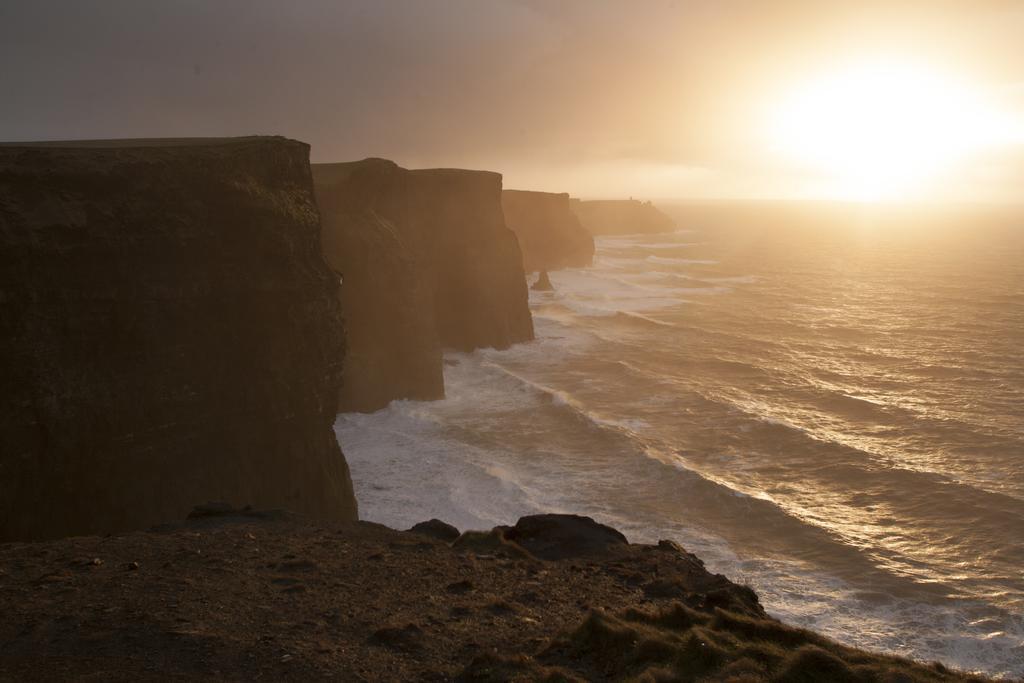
[2,0,1023,200]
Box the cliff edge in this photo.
[571,198,675,235]
[502,189,595,272]
[0,136,357,542]
[0,511,989,681]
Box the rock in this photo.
[503,514,628,561]
[0,137,357,542]
[502,190,594,272]
[452,529,533,559]
[313,159,534,412]
[570,198,675,235]
[531,271,555,292]
[656,539,686,554]
[407,519,461,542]
[656,539,706,569]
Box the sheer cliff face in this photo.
[313,160,533,411]
[502,190,595,273]
[405,168,534,352]
[0,137,357,542]
[314,160,444,413]
[570,198,675,235]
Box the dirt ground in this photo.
[0,510,993,682]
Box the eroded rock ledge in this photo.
[0,137,357,542]
[0,511,988,681]
[313,159,534,412]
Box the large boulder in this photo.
[406,518,461,543]
[0,136,357,542]
[503,514,629,560]
[502,190,594,272]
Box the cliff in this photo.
[313,159,533,411]
[571,198,675,235]
[0,136,357,542]
[0,510,989,682]
[406,167,534,352]
[501,190,595,272]
[314,160,444,413]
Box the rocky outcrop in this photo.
[314,161,444,413]
[406,518,461,542]
[531,270,554,291]
[571,198,675,235]
[0,136,357,542]
[501,190,594,272]
[502,513,628,560]
[313,159,533,411]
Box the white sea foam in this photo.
[646,255,719,265]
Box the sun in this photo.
[767,60,1011,201]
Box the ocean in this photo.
[335,202,1024,678]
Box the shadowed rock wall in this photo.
[313,159,533,411]
[314,160,444,413]
[502,190,594,272]
[0,136,357,541]
[399,165,534,352]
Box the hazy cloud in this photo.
[2,0,1022,198]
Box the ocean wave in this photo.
[635,241,704,249]
[459,361,984,589]
[646,255,719,266]
[594,230,693,246]
[614,311,678,328]
[616,270,737,291]
[482,361,651,438]
[532,292,687,320]
[593,255,648,269]
[546,268,726,300]
[453,365,917,578]
[703,274,759,284]
[335,408,543,531]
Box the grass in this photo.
[460,601,992,682]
